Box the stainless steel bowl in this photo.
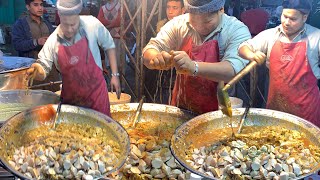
[0,56,34,90]
[0,90,59,123]
[170,108,320,179]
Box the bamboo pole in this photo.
[120,0,125,89]
[135,0,142,100]
[140,0,147,99]
[118,0,163,101]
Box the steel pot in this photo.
[170,108,320,179]
[0,90,59,123]
[0,56,34,90]
[0,104,130,179]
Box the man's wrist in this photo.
[111,72,120,77]
[192,61,199,76]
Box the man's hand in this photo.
[110,76,121,99]
[238,45,266,66]
[26,63,45,81]
[37,37,48,46]
[147,51,174,70]
[251,51,266,65]
[172,51,195,75]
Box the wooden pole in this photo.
[118,0,163,101]
[140,0,147,100]
[120,0,125,89]
[135,0,142,100]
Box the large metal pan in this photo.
[110,103,195,179]
[0,90,59,123]
[171,108,320,179]
[0,104,130,179]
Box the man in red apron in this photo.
[26,0,121,116]
[143,0,251,114]
[238,0,320,127]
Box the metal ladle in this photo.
[217,59,264,118]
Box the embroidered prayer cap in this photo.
[57,0,83,15]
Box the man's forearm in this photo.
[197,61,235,82]
[106,48,118,74]
[238,45,256,61]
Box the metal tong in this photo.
[237,105,250,134]
[52,98,63,129]
[130,96,145,128]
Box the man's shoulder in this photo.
[156,18,168,31]
[306,24,320,33]
[12,17,29,33]
[157,19,168,26]
[80,15,99,22]
[14,17,27,25]
[223,14,246,28]
[80,15,103,28]
[222,14,250,35]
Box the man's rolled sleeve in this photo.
[222,25,251,73]
[143,20,180,55]
[96,19,115,50]
[239,30,271,54]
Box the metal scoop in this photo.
[217,60,262,117]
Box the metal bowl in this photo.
[0,104,130,179]
[0,56,35,90]
[0,90,59,123]
[170,108,320,179]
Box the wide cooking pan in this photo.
[171,108,320,179]
[0,104,130,179]
[109,103,196,179]
[0,90,59,123]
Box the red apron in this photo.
[171,37,219,114]
[267,40,320,126]
[57,36,110,116]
